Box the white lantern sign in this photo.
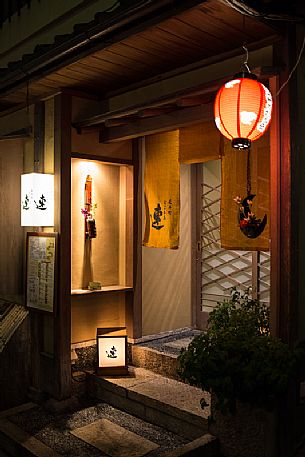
[97,327,128,376]
[21,173,54,226]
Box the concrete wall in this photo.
[142,163,192,336]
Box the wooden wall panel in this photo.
[71,292,125,343]
[0,139,24,300]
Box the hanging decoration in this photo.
[214,47,273,150]
[216,46,270,239]
[81,174,97,239]
[233,148,267,239]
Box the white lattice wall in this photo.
[201,161,270,313]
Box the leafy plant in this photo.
[178,288,305,414]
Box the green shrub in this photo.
[178,288,305,414]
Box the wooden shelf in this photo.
[71,285,133,295]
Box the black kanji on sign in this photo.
[23,194,30,210]
[34,194,47,210]
[106,346,118,359]
[151,202,164,230]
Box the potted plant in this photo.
[178,289,305,457]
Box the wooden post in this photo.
[125,138,142,340]
[52,93,71,399]
[271,24,305,455]
[191,164,206,329]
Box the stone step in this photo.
[88,366,210,441]
[131,344,179,379]
[131,330,201,379]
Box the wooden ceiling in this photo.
[0,0,281,111]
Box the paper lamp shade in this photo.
[214,73,273,149]
[21,173,54,226]
[97,327,128,376]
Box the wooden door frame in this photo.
[191,163,208,329]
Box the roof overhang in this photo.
[0,0,285,120]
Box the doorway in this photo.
[195,160,270,329]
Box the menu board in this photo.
[26,233,57,313]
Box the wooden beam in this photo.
[177,96,210,107]
[138,107,173,117]
[71,151,132,165]
[75,45,274,130]
[104,118,130,127]
[100,103,213,143]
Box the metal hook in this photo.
[242,45,250,73]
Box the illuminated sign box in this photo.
[21,173,54,226]
[97,327,128,376]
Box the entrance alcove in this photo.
[140,126,271,339]
[71,157,133,350]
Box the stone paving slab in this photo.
[71,418,159,457]
[103,367,209,420]
[129,372,208,419]
[93,367,210,439]
[164,337,194,349]
[4,401,188,457]
[138,330,202,355]
[103,366,160,389]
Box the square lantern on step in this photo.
[97,327,128,376]
[21,173,54,226]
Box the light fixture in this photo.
[214,72,273,149]
[97,327,128,376]
[21,173,54,226]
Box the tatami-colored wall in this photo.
[71,292,126,343]
[142,163,192,336]
[71,158,121,290]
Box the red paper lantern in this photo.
[214,72,273,149]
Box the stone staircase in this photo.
[0,329,220,456]
[85,328,219,456]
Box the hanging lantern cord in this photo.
[242,45,251,73]
[247,147,251,196]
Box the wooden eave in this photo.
[0,0,283,116]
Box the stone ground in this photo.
[137,329,202,356]
[4,399,189,456]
